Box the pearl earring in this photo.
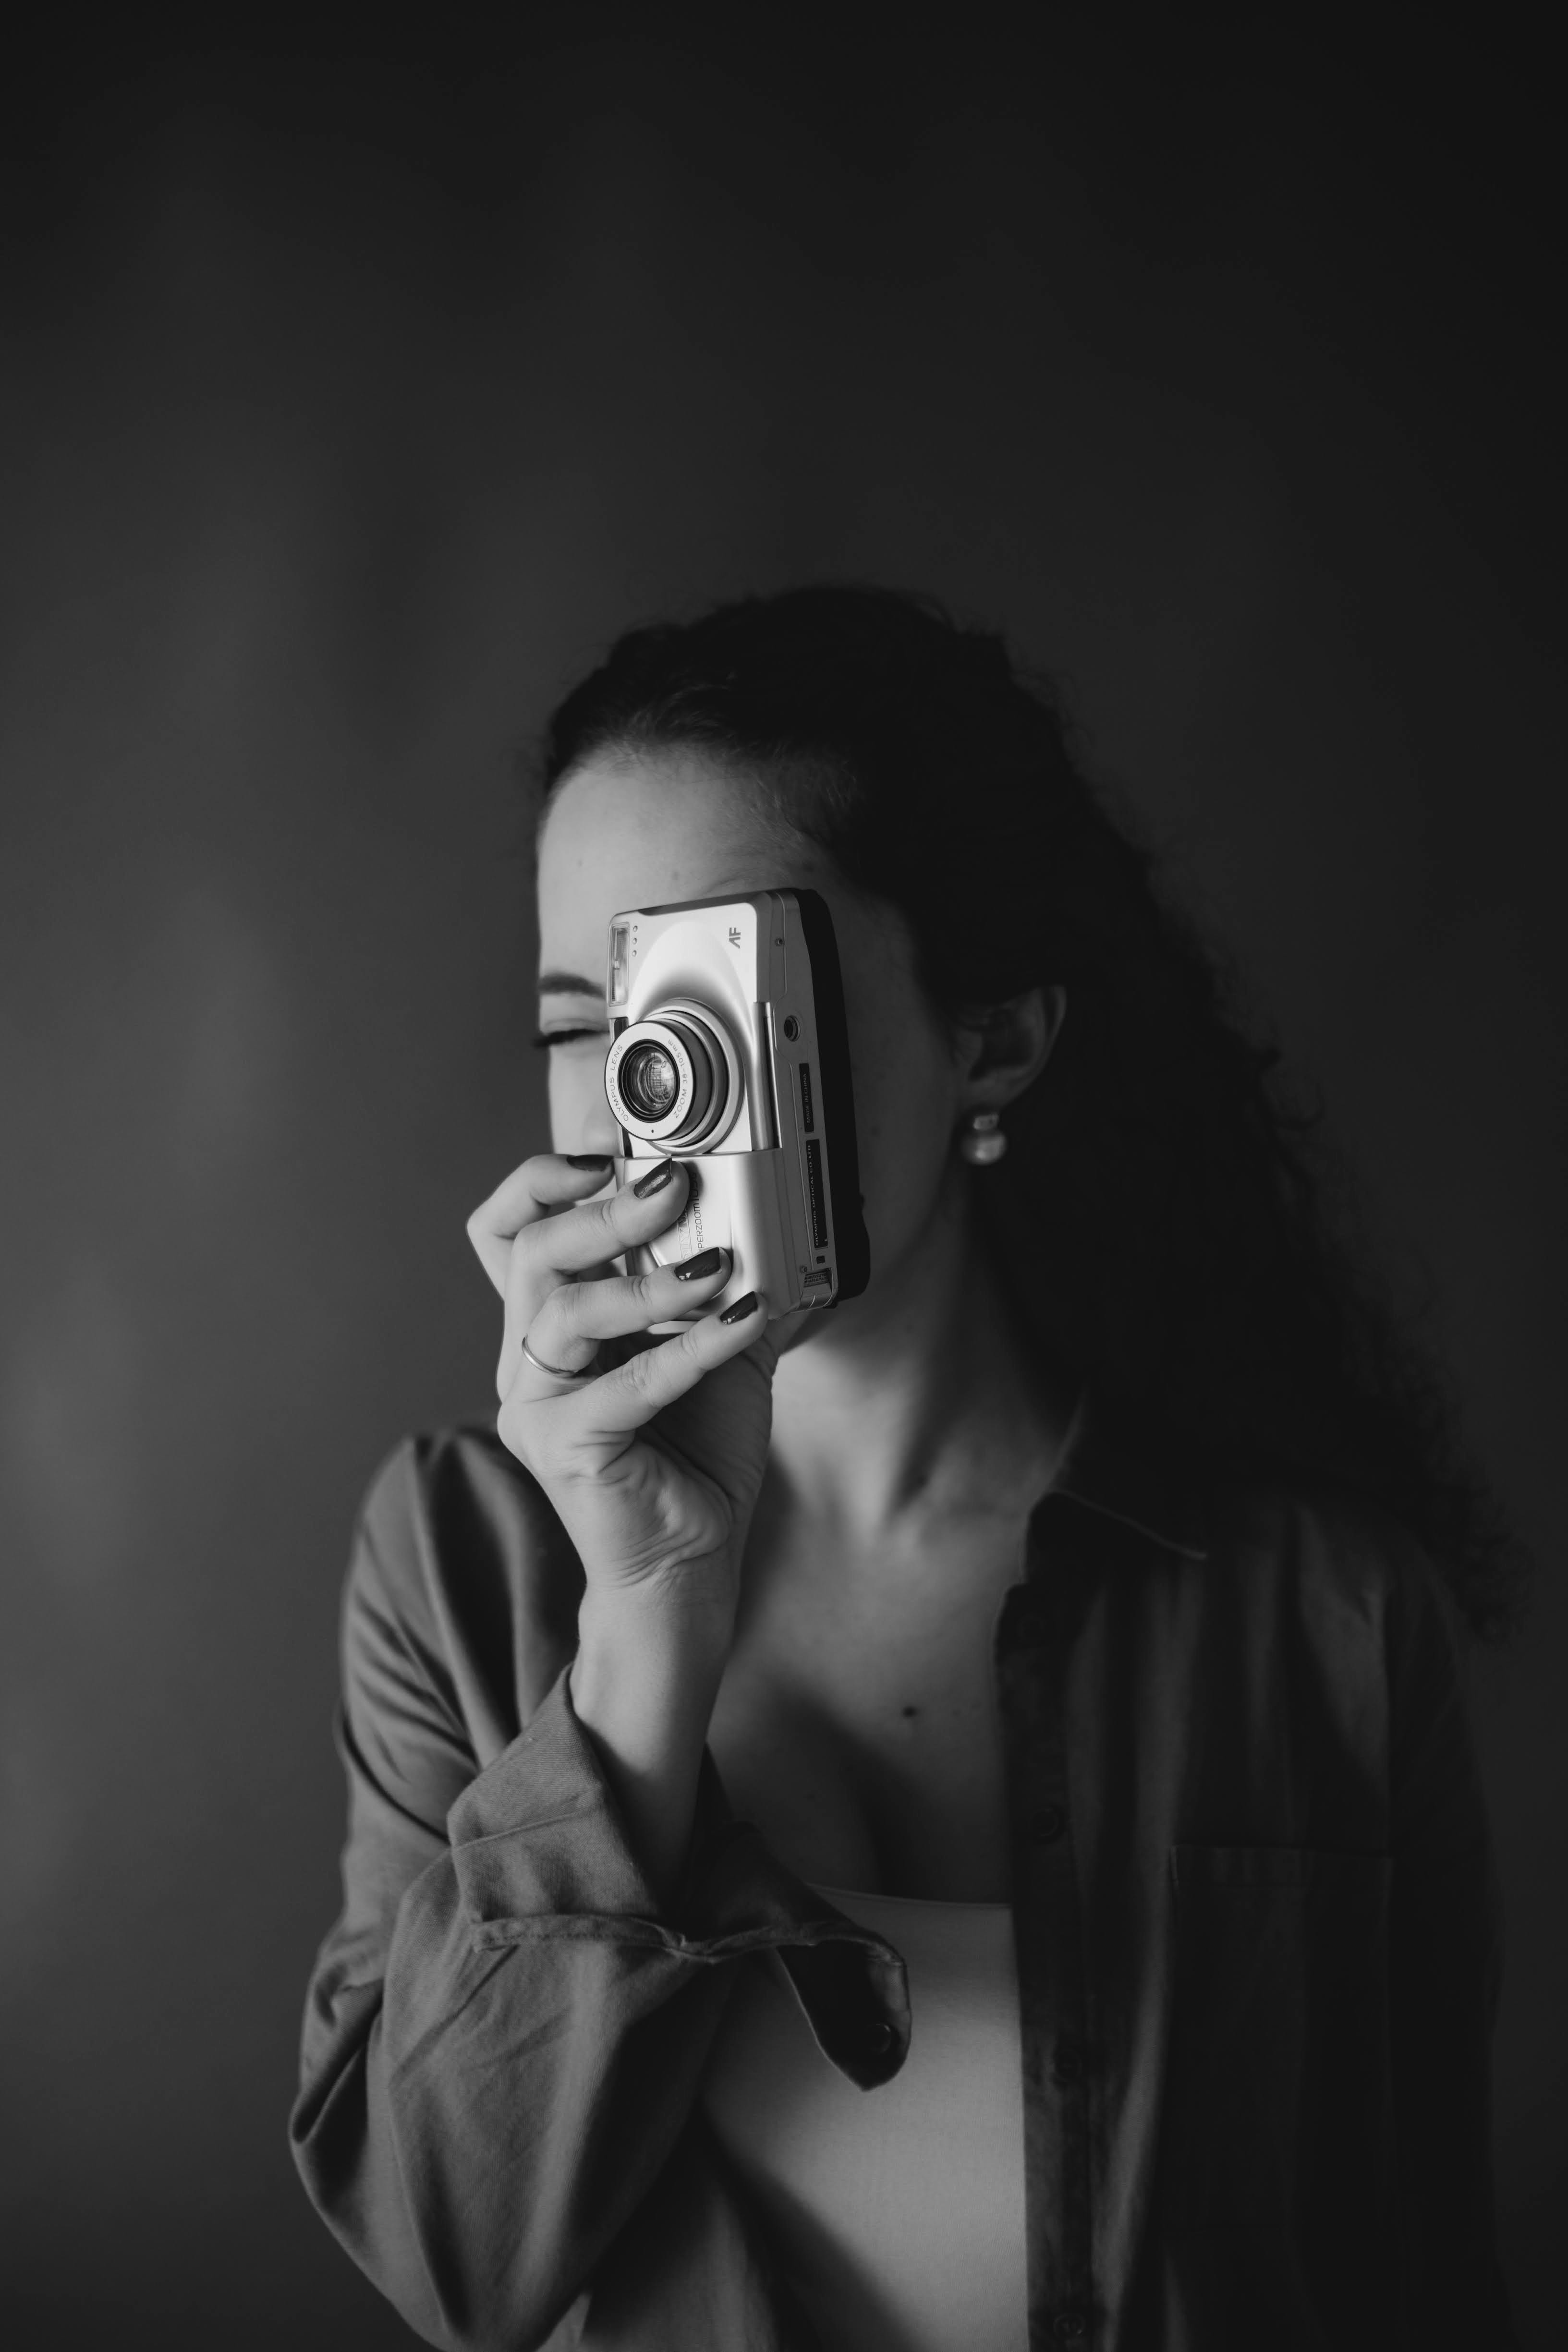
[959,1110,1007,1166]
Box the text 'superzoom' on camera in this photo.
[604,890,870,1322]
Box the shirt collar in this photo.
[1046,1392,1211,1561]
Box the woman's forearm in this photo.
[569,1579,735,1909]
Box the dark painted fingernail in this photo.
[566,1153,614,1169]
[632,1158,676,1198]
[675,1246,726,1282]
[719,1290,760,1325]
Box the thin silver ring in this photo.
[520,1333,600,1382]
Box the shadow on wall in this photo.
[0,24,1562,2348]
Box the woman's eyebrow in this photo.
[536,970,605,998]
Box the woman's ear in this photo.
[954,985,1067,1114]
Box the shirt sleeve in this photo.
[289,1441,909,2352]
[1386,1543,1519,2348]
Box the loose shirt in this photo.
[290,1409,1517,2350]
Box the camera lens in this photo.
[619,1041,681,1120]
[607,1007,734,1147]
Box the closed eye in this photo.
[531,1027,608,1050]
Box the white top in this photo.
[699,1885,1028,2352]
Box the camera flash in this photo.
[608,921,631,1006]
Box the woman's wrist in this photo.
[575,1564,736,1681]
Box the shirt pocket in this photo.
[1161,1844,1395,2235]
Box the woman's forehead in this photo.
[536,751,828,971]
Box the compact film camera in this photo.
[604,890,871,1321]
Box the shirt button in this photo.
[1053,2315,1088,2341]
[865,2022,894,2056]
[1029,1804,1067,1845]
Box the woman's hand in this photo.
[467,1152,776,1628]
[468,1150,777,1898]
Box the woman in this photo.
[291,587,1521,2349]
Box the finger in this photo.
[466,1153,617,1296]
[523,1249,734,1372]
[498,1161,700,1377]
[498,1241,732,1405]
[565,1291,769,1436]
[500,1160,693,1340]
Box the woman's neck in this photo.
[767,1173,1074,1546]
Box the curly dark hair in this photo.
[539,584,1524,1638]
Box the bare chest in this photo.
[707,1517,1028,1901]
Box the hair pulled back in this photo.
[541,584,1521,1637]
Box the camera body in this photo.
[604,888,870,1321]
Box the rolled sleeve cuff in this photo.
[446,1663,910,2087]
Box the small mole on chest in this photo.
[900,1705,919,1719]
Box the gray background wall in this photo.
[1,22,1562,2346]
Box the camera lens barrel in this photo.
[605,1009,735,1149]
